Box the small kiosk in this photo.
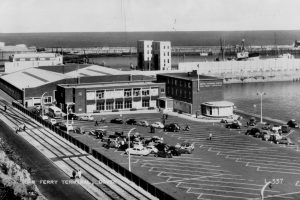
[201,101,234,118]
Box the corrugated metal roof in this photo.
[1,68,70,89]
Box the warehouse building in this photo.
[0,64,164,113]
[157,70,229,117]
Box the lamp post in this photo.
[197,64,200,91]
[41,92,47,118]
[127,127,136,172]
[257,91,266,124]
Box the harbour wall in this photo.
[178,58,300,83]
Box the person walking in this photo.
[209,133,212,140]
[4,105,7,112]
[95,120,99,126]
[72,170,76,179]
[23,123,27,131]
[77,169,82,179]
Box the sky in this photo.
[1,0,300,33]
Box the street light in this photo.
[127,127,136,172]
[257,91,266,123]
[66,103,74,134]
[41,92,47,119]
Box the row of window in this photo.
[95,100,150,110]
[167,78,192,88]
[94,87,162,99]
[14,57,55,62]
[167,87,192,99]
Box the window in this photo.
[96,102,105,110]
[15,58,20,61]
[43,96,52,103]
[174,80,177,85]
[142,88,150,96]
[45,58,50,61]
[124,89,132,97]
[124,100,132,109]
[142,100,149,107]
[161,88,165,93]
[168,59,170,63]
[106,102,113,110]
[133,88,141,97]
[25,58,30,61]
[96,90,104,99]
[188,82,191,88]
[115,101,123,109]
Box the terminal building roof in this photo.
[0,64,137,90]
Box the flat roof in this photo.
[59,81,163,89]
[13,53,60,58]
[202,101,234,107]
[158,72,222,81]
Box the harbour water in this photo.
[224,81,300,122]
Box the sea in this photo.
[0,30,300,47]
[1,30,300,122]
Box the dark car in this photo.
[247,117,257,126]
[125,118,137,125]
[245,128,261,136]
[53,122,65,128]
[261,123,271,130]
[64,113,78,120]
[164,123,181,132]
[110,118,124,124]
[168,146,181,156]
[287,119,299,128]
[281,125,291,133]
[154,151,172,158]
[225,121,241,129]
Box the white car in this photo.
[151,122,164,129]
[271,125,282,132]
[125,146,150,156]
[49,118,57,125]
[146,145,159,154]
[137,120,149,127]
[79,115,94,121]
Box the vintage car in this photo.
[125,146,150,156]
[79,115,94,121]
[151,122,165,129]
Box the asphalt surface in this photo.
[0,103,95,199]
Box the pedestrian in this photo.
[209,133,212,140]
[72,170,76,179]
[95,120,98,126]
[165,114,168,120]
[4,105,7,112]
[77,169,82,179]
[23,123,26,131]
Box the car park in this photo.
[154,150,172,158]
[287,119,299,128]
[125,118,137,125]
[110,118,124,124]
[125,146,150,156]
[136,120,149,127]
[151,122,164,129]
[79,115,94,121]
[164,123,181,132]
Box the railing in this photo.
[12,101,176,200]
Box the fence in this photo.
[12,101,90,153]
[12,101,176,200]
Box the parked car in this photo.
[180,142,194,152]
[64,113,78,120]
[245,128,261,136]
[261,123,272,130]
[167,146,181,156]
[125,146,150,156]
[126,118,137,125]
[220,118,236,123]
[225,120,242,129]
[48,118,57,125]
[269,133,283,143]
[271,124,282,132]
[154,150,172,158]
[247,117,257,126]
[58,123,74,132]
[136,120,149,127]
[103,140,120,149]
[287,119,299,128]
[146,145,159,154]
[79,115,94,121]
[151,122,164,129]
[164,123,181,132]
[281,125,291,133]
[53,122,65,128]
[278,137,293,145]
[110,118,124,124]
